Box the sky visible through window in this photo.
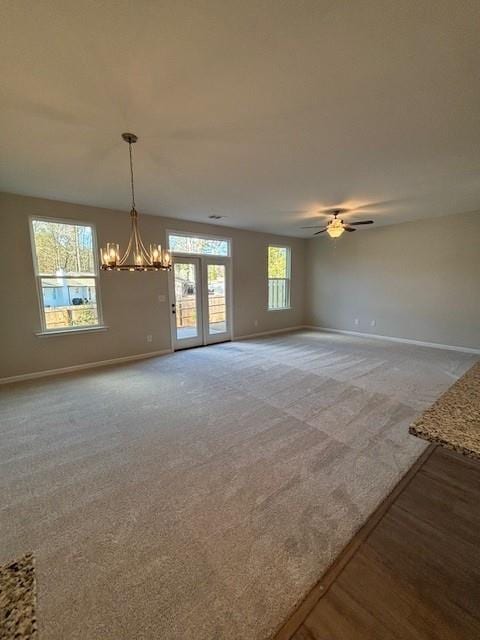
[168,233,229,256]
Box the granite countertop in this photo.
[0,553,38,639]
[410,360,480,460]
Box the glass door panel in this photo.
[172,258,203,349]
[204,258,230,344]
[207,264,227,335]
[170,255,231,350]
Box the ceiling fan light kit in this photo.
[303,209,375,238]
[100,133,172,272]
[326,217,345,238]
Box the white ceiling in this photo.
[1,0,480,237]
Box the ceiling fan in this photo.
[302,209,374,238]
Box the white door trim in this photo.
[169,254,233,350]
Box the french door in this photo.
[170,256,231,350]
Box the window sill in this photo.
[35,325,108,337]
[268,307,293,312]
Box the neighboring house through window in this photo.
[30,217,102,332]
[268,245,291,310]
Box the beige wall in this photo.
[0,192,305,378]
[2,191,478,380]
[305,210,480,350]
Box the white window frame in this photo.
[29,216,106,336]
[167,229,232,258]
[267,244,291,311]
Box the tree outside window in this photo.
[31,219,102,331]
[268,246,291,310]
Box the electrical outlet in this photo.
[354,318,359,326]
[254,320,258,327]
[146,334,153,343]
[370,320,376,327]
[158,294,166,303]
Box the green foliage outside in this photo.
[174,263,224,285]
[169,235,229,256]
[174,262,196,284]
[73,307,98,326]
[33,220,94,275]
[207,264,224,282]
[268,246,288,278]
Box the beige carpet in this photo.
[0,330,476,639]
[0,553,37,639]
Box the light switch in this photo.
[158,294,166,303]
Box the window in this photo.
[268,245,291,310]
[30,218,102,332]
[168,232,230,256]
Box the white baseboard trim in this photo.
[4,324,477,384]
[234,325,305,341]
[304,325,480,355]
[0,349,173,385]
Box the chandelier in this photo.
[100,133,172,271]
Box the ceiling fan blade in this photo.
[301,225,326,229]
[313,228,327,235]
[348,220,374,225]
[343,226,357,232]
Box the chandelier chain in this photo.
[128,141,136,210]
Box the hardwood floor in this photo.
[281,446,480,640]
